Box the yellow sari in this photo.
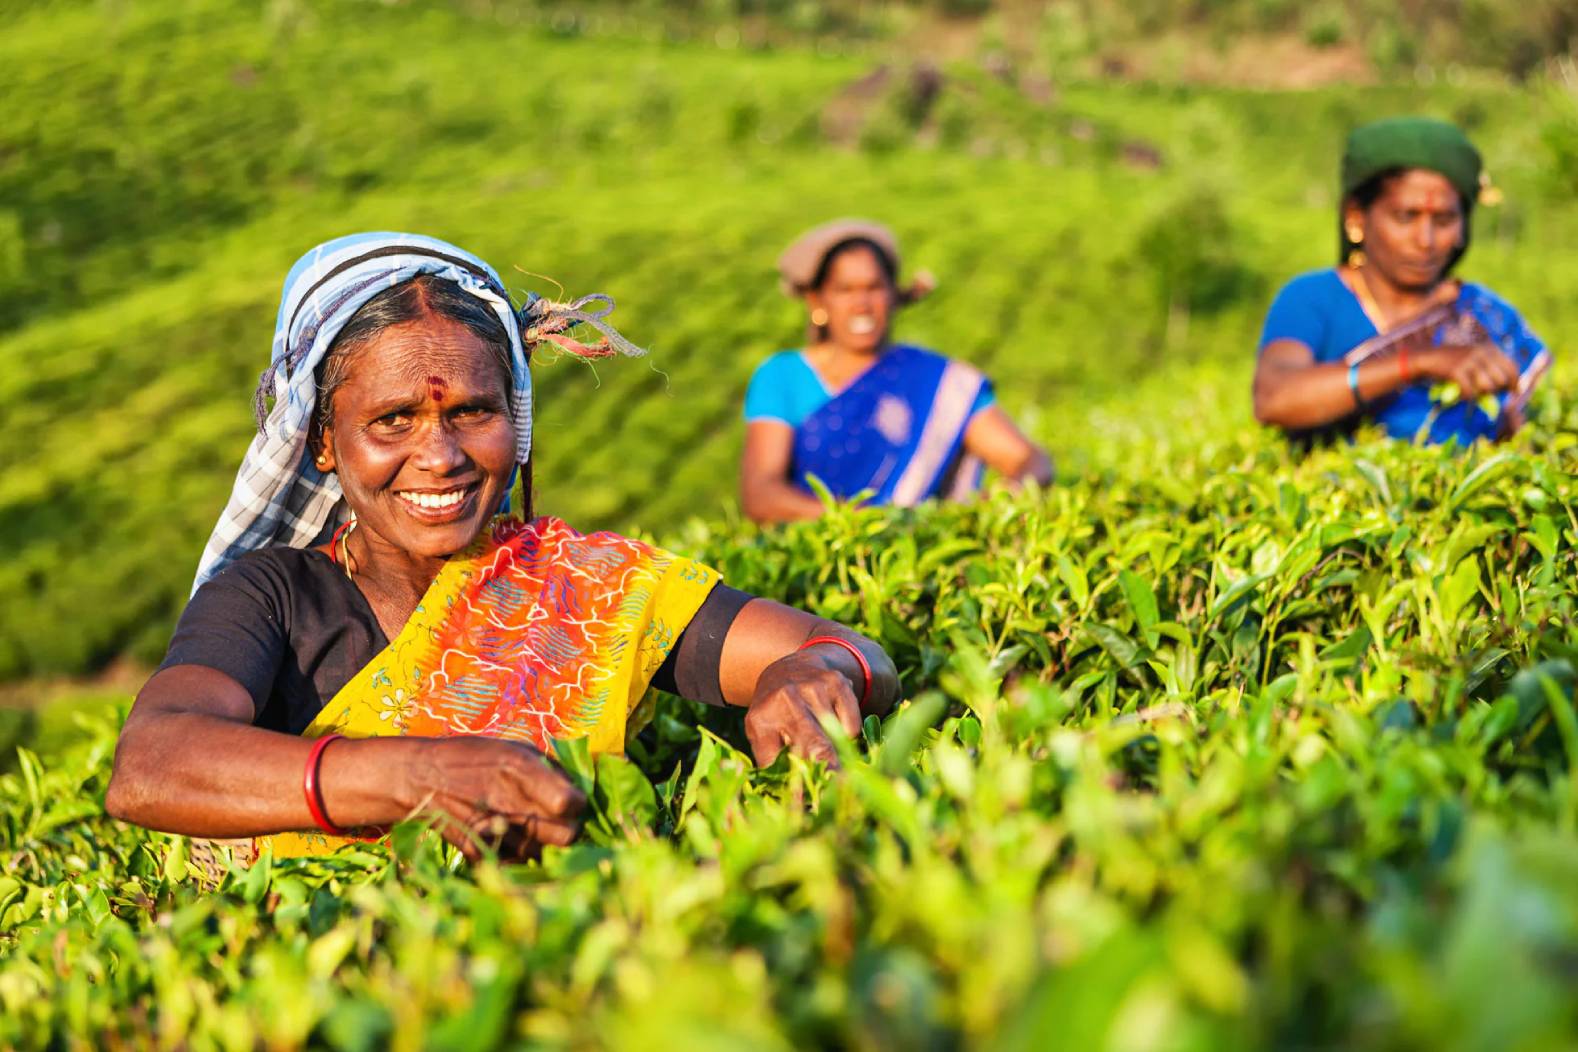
[262,515,719,857]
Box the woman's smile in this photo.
[395,482,479,521]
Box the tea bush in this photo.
[3,418,1578,1047]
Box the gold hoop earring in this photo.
[809,307,829,328]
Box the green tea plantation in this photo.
[3,1,1578,1048]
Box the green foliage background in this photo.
[2,1,1578,1047]
[3,0,1577,680]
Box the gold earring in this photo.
[316,454,329,467]
[810,307,829,327]
[337,512,358,580]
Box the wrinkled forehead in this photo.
[341,317,512,394]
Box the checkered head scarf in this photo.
[193,232,642,593]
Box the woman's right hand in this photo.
[375,737,587,861]
[108,666,588,860]
[1418,343,1520,399]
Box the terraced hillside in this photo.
[4,0,1576,682]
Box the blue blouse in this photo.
[1259,269,1548,445]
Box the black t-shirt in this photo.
[159,547,749,735]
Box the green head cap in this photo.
[1339,117,1484,267]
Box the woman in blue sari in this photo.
[1254,117,1551,445]
[740,219,1052,523]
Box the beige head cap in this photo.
[776,218,934,302]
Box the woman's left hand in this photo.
[709,597,898,766]
[743,651,864,768]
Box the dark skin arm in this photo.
[740,410,1052,526]
[105,598,897,849]
[1253,339,1522,432]
[717,597,899,767]
[961,406,1053,488]
[740,420,827,524]
[105,665,586,861]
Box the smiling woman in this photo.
[105,233,897,864]
[739,219,1052,524]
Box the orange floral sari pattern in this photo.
[260,515,719,858]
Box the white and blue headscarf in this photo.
[194,232,641,592]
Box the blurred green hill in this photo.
[2,0,1577,680]
[291,0,1578,81]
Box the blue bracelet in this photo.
[1347,361,1363,408]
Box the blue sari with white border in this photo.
[791,345,988,506]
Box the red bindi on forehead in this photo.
[427,375,447,402]
[1390,171,1459,216]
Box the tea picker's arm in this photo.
[740,420,829,524]
[1255,339,1393,429]
[1252,338,1518,431]
[699,597,899,768]
[963,405,1053,487]
[106,666,585,860]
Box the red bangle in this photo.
[1397,345,1410,383]
[798,635,872,710]
[303,734,349,837]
